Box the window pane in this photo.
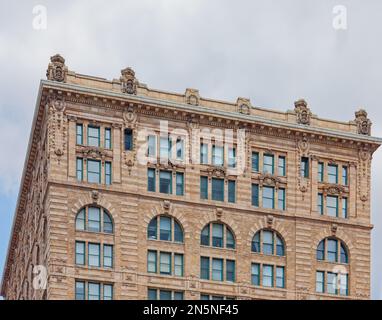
[212,258,223,281]
[201,225,210,246]
[148,135,156,157]
[88,283,100,300]
[88,207,101,232]
[228,180,236,203]
[103,212,113,234]
[212,145,224,166]
[318,162,324,182]
[263,265,274,287]
[76,158,83,181]
[200,257,210,280]
[124,129,133,151]
[103,284,113,300]
[211,178,224,202]
[263,186,274,209]
[316,271,325,293]
[340,274,348,296]
[327,272,338,294]
[174,221,183,243]
[340,243,348,264]
[228,148,236,168]
[317,193,323,214]
[342,166,348,185]
[301,157,309,178]
[226,260,235,282]
[200,176,208,199]
[159,171,172,194]
[87,160,101,184]
[226,229,235,249]
[147,168,156,192]
[251,263,260,285]
[327,196,338,217]
[105,162,112,185]
[148,289,157,300]
[342,198,348,219]
[328,165,338,184]
[212,223,223,248]
[276,266,285,288]
[263,231,274,255]
[200,294,210,300]
[200,143,208,164]
[75,281,85,300]
[159,290,171,300]
[263,155,274,174]
[252,232,260,253]
[278,156,286,176]
[278,189,285,210]
[160,216,172,241]
[88,126,100,147]
[176,139,184,160]
[147,251,157,273]
[148,217,157,240]
[276,235,284,256]
[76,209,85,231]
[174,292,184,300]
[174,254,183,277]
[103,245,113,268]
[88,243,100,267]
[76,124,83,145]
[252,184,259,207]
[75,242,85,265]
[176,172,184,196]
[159,252,171,275]
[160,137,171,159]
[104,128,112,149]
[327,239,338,262]
[317,240,325,260]
[252,152,259,171]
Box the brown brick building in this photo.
[1,55,381,300]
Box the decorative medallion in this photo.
[46,54,67,82]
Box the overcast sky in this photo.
[0,0,381,299]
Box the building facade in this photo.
[1,54,381,300]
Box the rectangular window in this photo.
[226,260,235,282]
[103,244,113,268]
[200,257,210,280]
[263,154,274,174]
[278,188,286,211]
[251,263,260,286]
[105,161,112,185]
[75,281,85,300]
[342,166,348,185]
[318,162,324,182]
[159,252,171,275]
[212,178,224,202]
[76,124,83,145]
[124,129,133,151]
[104,128,112,149]
[174,254,184,277]
[276,266,285,288]
[176,172,184,196]
[212,258,223,281]
[228,148,236,168]
[147,135,156,157]
[301,157,309,178]
[340,274,348,296]
[160,216,172,241]
[212,145,224,166]
[327,196,338,217]
[327,272,338,295]
[174,292,184,300]
[87,160,101,184]
[328,164,338,184]
[88,126,100,147]
[263,186,275,209]
[200,176,208,199]
[228,180,236,203]
[159,171,172,194]
[88,243,100,267]
[88,282,100,300]
[75,241,85,265]
[160,290,171,300]
[252,152,259,172]
[263,265,274,287]
[278,156,286,176]
[317,193,324,214]
[212,223,223,248]
[147,250,157,273]
[103,284,113,300]
[252,184,259,207]
[263,231,274,255]
[147,168,156,192]
[200,143,208,164]
[316,271,325,293]
[88,207,101,232]
[342,198,348,219]
[148,289,157,300]
[176,138,184,160]
[201,225,210,246]
[327,239,338,263]
[160,137,171,159]
[76,158,83,181]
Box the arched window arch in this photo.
[316,237,348,264]
[200,222,235,249]
[75,206,114,234]
[147,215,184,243]
[251,229,285,256]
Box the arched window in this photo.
[251,230,285,256]
[200,222,235,249]
[316,237,348,264]
[147,215,183,243]
[75,206,114,234]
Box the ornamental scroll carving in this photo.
[294,99,312,125]
[355,109,372,136]
[46,54,67,82]
[120,67,137,95]
[296,137,310,197]
[258,173,282,189]
[358,146,372,205]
